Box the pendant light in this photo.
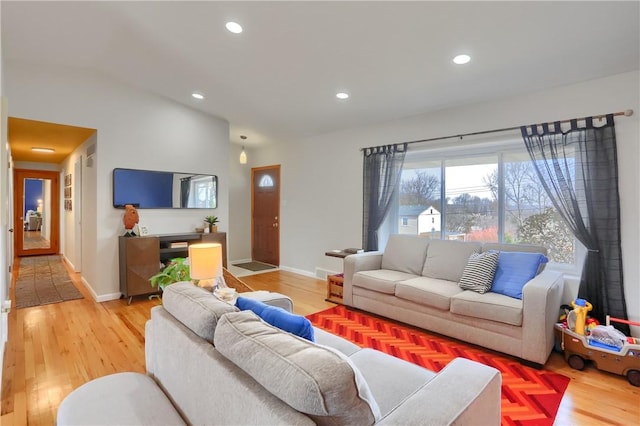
[239,135,248,164]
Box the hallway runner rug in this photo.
[15,255,84,309]
[307,305,570,426]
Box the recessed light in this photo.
[453,54,471,65]
[336,92,349,100]
[192,93,205,100]
[31,147,55,153]
[226,22,243,34]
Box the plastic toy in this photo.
[570,298,592,335]
[555,315,640,386]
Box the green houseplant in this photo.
[204,215,219,233]
[149,258,191,291]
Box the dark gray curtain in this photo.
[362,143,407,251]
[180,177,192,208]
[521,115,628,334]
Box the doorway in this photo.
[251,165,280,266]
[14,169,60,256]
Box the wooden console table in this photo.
[119,232,229,302]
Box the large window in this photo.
[394,138,575,265]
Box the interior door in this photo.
[251,165,280,266]
[14,169,60,256]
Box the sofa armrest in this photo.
[239,291,293,312]
[521,269,564,365]
[343,252,383,306]
[377,358,501,425]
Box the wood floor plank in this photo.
[2,263,639,425]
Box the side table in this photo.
[326,273,344,304]
[324,249,362,304]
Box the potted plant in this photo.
[149,258,191,291]
[204,215,219,233]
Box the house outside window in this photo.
[393,136,576,269]
[402,217,408,226]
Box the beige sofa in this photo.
[343,235,564,366]
[58,283,502,425]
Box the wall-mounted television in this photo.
[112,168,217,209]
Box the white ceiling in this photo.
[2,1,639,147]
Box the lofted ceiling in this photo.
[2,1,639,161]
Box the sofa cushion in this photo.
[236,296,314,341]
[450,290,523,326]
[214,311,381,426]
[458,251,499,294]
[352,270,418,294]
[395,277,464,310]
[162,282,238,344]
[422,240,482,282]
[381,234,430,275]
[490,251,549,299]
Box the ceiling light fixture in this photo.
[453,54,471,65]
[239,135,247,164]
[336,92,349,100]
[226,22,243,34]
[192,92,205,100]
[31,147,55,153]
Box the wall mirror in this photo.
[113,168,217,209]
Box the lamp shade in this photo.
[189,243,222,280]
[239,147,247,164]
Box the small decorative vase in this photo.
[210,224,218,233]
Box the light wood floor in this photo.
[1,261,639,425]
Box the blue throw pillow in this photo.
[235,296,315,341]
[490,251,548,299]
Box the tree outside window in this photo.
[397,148,575,264]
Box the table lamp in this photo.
[189,243,226,290]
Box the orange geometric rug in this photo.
[307,305,570,426]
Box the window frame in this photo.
[395,135,581,275]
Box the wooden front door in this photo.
[251,165,280,266]
[14,169,60,256]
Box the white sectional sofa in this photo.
[343,235,565,366]
[58,283,502,425]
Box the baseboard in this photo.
[96,292,123,302]
[278,265,317,278]
[62,254,76,272]
[314,267,340,280]
[232,263,330,281]
[79,276,121,302]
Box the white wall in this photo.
[60,133,96,272]
[246,71,640,334]
[6,63,230,300]
[0,96,7,369]
[228,144,253,262]
[0,18,9,386]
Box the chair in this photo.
[25,210,41,231]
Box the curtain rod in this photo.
[362,109,634,150]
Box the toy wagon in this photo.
[555,316,640,386]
